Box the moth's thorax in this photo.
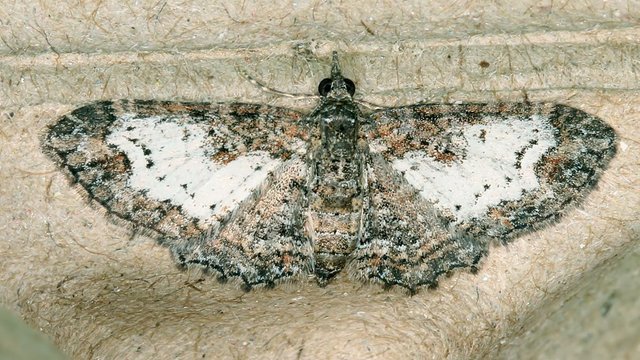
[318,99,361,157]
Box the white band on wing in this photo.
[392,115,557,222]
[107,114,281,222]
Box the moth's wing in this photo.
[43,100,316,286]
[170,157,314,288]
[351,103,616,291]
[348,153,488,292]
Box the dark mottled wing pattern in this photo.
[353,103,616,290]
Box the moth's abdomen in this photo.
[306,152,366,282]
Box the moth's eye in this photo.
[318,78,332,96]
[344,78,356,96]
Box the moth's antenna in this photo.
[330,51,342,79]
[235,65,318,101]
[354,99,386,111]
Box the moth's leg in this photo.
[169,159,313,289]
[348,155,489,293]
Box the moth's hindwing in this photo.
[170,158,314,286]
[349,154,489,291]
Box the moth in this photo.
[42,52,617,292]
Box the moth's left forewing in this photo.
[364,103,617,241]
[42,100,315,241]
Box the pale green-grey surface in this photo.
[498,240,640,359]
[0,307,67,360]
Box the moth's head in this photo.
[318,51,356,100]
